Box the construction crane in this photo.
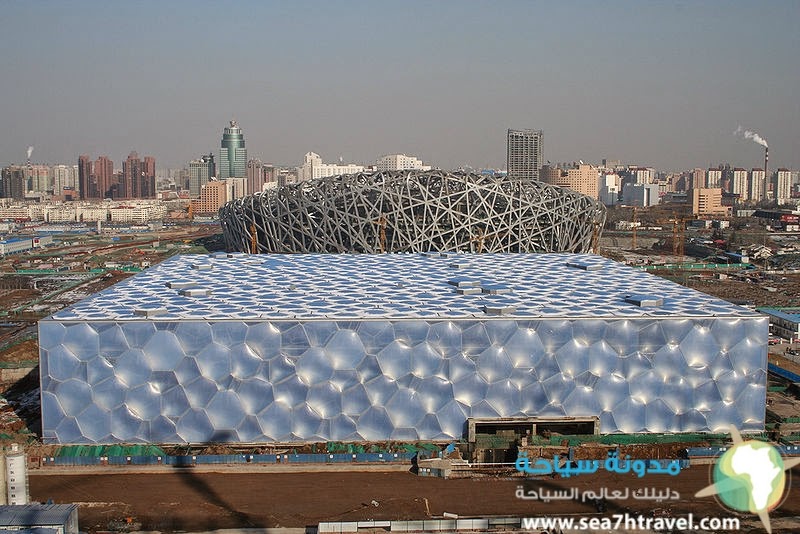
[472,227,486,253]
[372,215,387,253]
[249,222,258,254]
[591,221,601,254]
[672,218,685,261]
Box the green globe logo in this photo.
[713,441,785,514]
[697,427,799,534]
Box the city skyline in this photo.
[1,1,798,172]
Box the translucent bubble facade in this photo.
[39,253,768,444]
[219,170,606,254]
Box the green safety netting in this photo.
[525,432,739,447]
[55,444,166,457]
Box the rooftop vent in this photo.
[566,260,603,271]
[133,306,168,318]
[482,284,511,295]
[447,278,481,288]
[180,288,212,297]
[165,281,198,289]
[482,304,517,316]
[422,251,442,257]
[456,287,482,295]
[624,294,664,307]
[449,261,471,269]
[191,263,213,271]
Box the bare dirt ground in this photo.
[30,465,800,533]
[0,338,38,363]
[684,274,800,308]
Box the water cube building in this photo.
[39,253,767,444]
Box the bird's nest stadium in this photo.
[219,170,606,254]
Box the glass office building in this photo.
[219,120,247,179]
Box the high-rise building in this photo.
[246,158,264,195]
[706,168,723,188]
[25,165,52,194]
[226,177,247,200]
[690,168,706,190]
[633,167,654,185]
[219,120,247,179]
[121,151,141,199]
[78,155,93,199]
[732,168,749,202]
[120,152,155,199]
[507,129,542,180]
[188,154,216,197]
[94,156,114,199]
[263,164,276,185]
[749,169,765,203]
[775,169,793,204]
[52,165,79,197]
[143,156,156,199]
[0,166,26,200]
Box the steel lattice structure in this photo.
[219,170,606,254]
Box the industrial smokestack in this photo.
[764,146,769,201]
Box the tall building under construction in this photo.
[507,129,543,181]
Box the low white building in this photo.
[43,205,77,223]
[0,205,35,220]
[33,235,54,247]
[0,237,33,255]
[109,206,154,224]
[376,154,431,172]
[297,152,364,182]
[77,205,110,222]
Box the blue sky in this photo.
[1,1,798,172]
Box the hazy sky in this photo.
[1,1,798,172]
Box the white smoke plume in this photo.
[26,146,34,160]
[734,125,768,148]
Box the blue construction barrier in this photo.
[686,444,800,459]
[645,458,691,470]
[40,450,417,467]
[778,445,800,456]
[685,447,727,458]
[768,363,800,383]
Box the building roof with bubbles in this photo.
[45,252,761,322]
